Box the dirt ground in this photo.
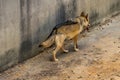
[0,13,120,80]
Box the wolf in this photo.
[39,12,90,61]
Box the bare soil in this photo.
[0,13,120,80]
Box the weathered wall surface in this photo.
[0,0,120,71]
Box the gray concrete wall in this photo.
[0,0,120,71]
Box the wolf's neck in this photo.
[79,24,84,33]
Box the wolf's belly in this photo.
[66,30,80,39]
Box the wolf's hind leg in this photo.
[53,45,61,61]
[53,34,66,61]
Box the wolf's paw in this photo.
[63,50,69,53]
[54,59,59,62]
[74,48,79,52]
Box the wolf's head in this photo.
[75,12,90,30]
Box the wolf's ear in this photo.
[80,12,85,17]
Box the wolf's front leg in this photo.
[73,35,79,51]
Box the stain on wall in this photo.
[0,49,17,72]
[109,0,120,13]
[19,0,32,62]
[89,10,99,23]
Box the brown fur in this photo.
[39,12,90,61]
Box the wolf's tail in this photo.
[46,27,57,41]
[39,35,55,48]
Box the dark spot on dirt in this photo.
[31,68,61,80]
[14,78,26,80]
[83,53,87,55]
[104,50,108,52]
[104,19,112,25]
[96,52,103,55]
[67,75,70,79]
[112,58,118,62]
[92,45,95,47]
[114,42,116,44]
[40,69,60,76]
[97,74,101,77]
[118,37,120,40]
[88,50,94,53]
[110,77,115,80]
[116,72,120,77]
[71,70,75,74]
[78,76,83,79]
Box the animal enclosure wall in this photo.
[0,0,120,71]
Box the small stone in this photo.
[104,50,107,52]
[67,76,70,79]
[97,74,100,77]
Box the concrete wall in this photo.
[0,0,120,71]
